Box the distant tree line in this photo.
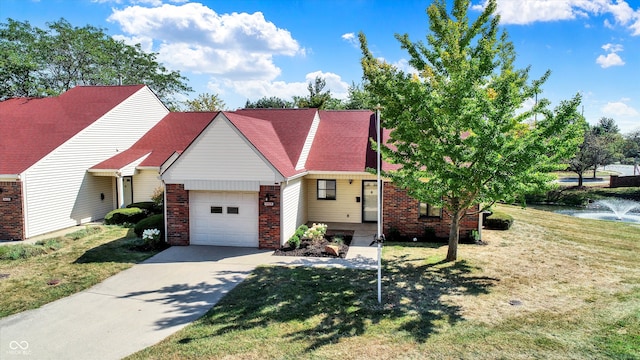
[567,117,639,186]
[244,76,375,110]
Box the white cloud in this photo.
[108,3,304,80]
[230,71,350,102]
[472,0,640,35]
[596,42,625,68]
[596,53,625,68]
[602,100,639,116]
[601,43,623,52]
[341,32,358,48]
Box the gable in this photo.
[0,85,147,175]
[162,114,283,185]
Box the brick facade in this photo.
[0,181,24,241]
[165,183,190,246]
[259,185,281,249]
[383,183,479,240]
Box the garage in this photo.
[189,191,259,247]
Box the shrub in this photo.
[127,201,161,215]
[423,227,436,241]
[134,214,164,238]
[485,211,514,230]
[304,223,327,241]
[105,207,146,225]
[287,234,301,249]
[151,186,164,207]
[141,228,162,248]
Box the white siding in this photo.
[22,87,168,238]
[162,115,281,184]
[307,178,365,223]
[133,169,161,203]
[295,112,320,170]
[281,177,307,245]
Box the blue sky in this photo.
[2,0,639,133]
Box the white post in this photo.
[116,175,125,208]
[376,106,382,304]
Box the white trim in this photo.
[183,180,261,191]
[0,174,21,181]
[295,111,320,170]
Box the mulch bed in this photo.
[273,230,354,258]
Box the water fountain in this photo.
[560,199,640,223]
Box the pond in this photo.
[529,199,640,224]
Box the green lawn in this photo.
[0,226,161,318]
[128,204,640,359]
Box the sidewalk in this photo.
[0,231,377,360]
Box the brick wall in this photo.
[0,181,24,241]
[165,183,190,246]
[383,183,479,240]
[259,185,281,249]
[610,175,640,188]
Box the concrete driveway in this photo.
[0,236,377,360]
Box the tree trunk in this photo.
[578,172,583,187]
[593,165,597,179]
[445,210,462,262]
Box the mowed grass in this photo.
[129,204,640,360]
[0,226,161,318]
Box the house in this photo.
[161,109,479,248]
[89,112,217,208]
[0,85,169,241]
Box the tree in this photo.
[183,93,226,111]
[244,96,294,109]
[360,0,583,261]
[0,18,192,108]
[293,76,332,109]
[567,128,598,187]
[344,81,374,110]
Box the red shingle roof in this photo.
[91,112,217,170]
[307,110,376,172]
[225,112,300,178]
[0,85,145,174]
[234,108,316,168]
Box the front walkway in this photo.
[0,229,378,360]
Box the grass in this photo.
[128,204,640,359]
[0,226,162,318]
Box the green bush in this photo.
[127,201,161,215]
[485,211,514,230]
[287,234,301,249]
[134,214,164,238]
[105,207,146,225]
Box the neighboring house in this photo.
[161,109,479,249]
[90,112,217,208]
[0,85,169,241]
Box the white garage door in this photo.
[190,191,259,247]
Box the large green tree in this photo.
[0,18,192,108]
[360,0,584,261]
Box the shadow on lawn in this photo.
[175,256,498,352]
[73,232,161,264]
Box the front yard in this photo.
[0,226,161,318]
[128,204,640,359]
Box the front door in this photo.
[123,176,133,206]
[362,180,378,222]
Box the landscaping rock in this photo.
[324,245,340,256]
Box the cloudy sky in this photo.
[3,0,640,133]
